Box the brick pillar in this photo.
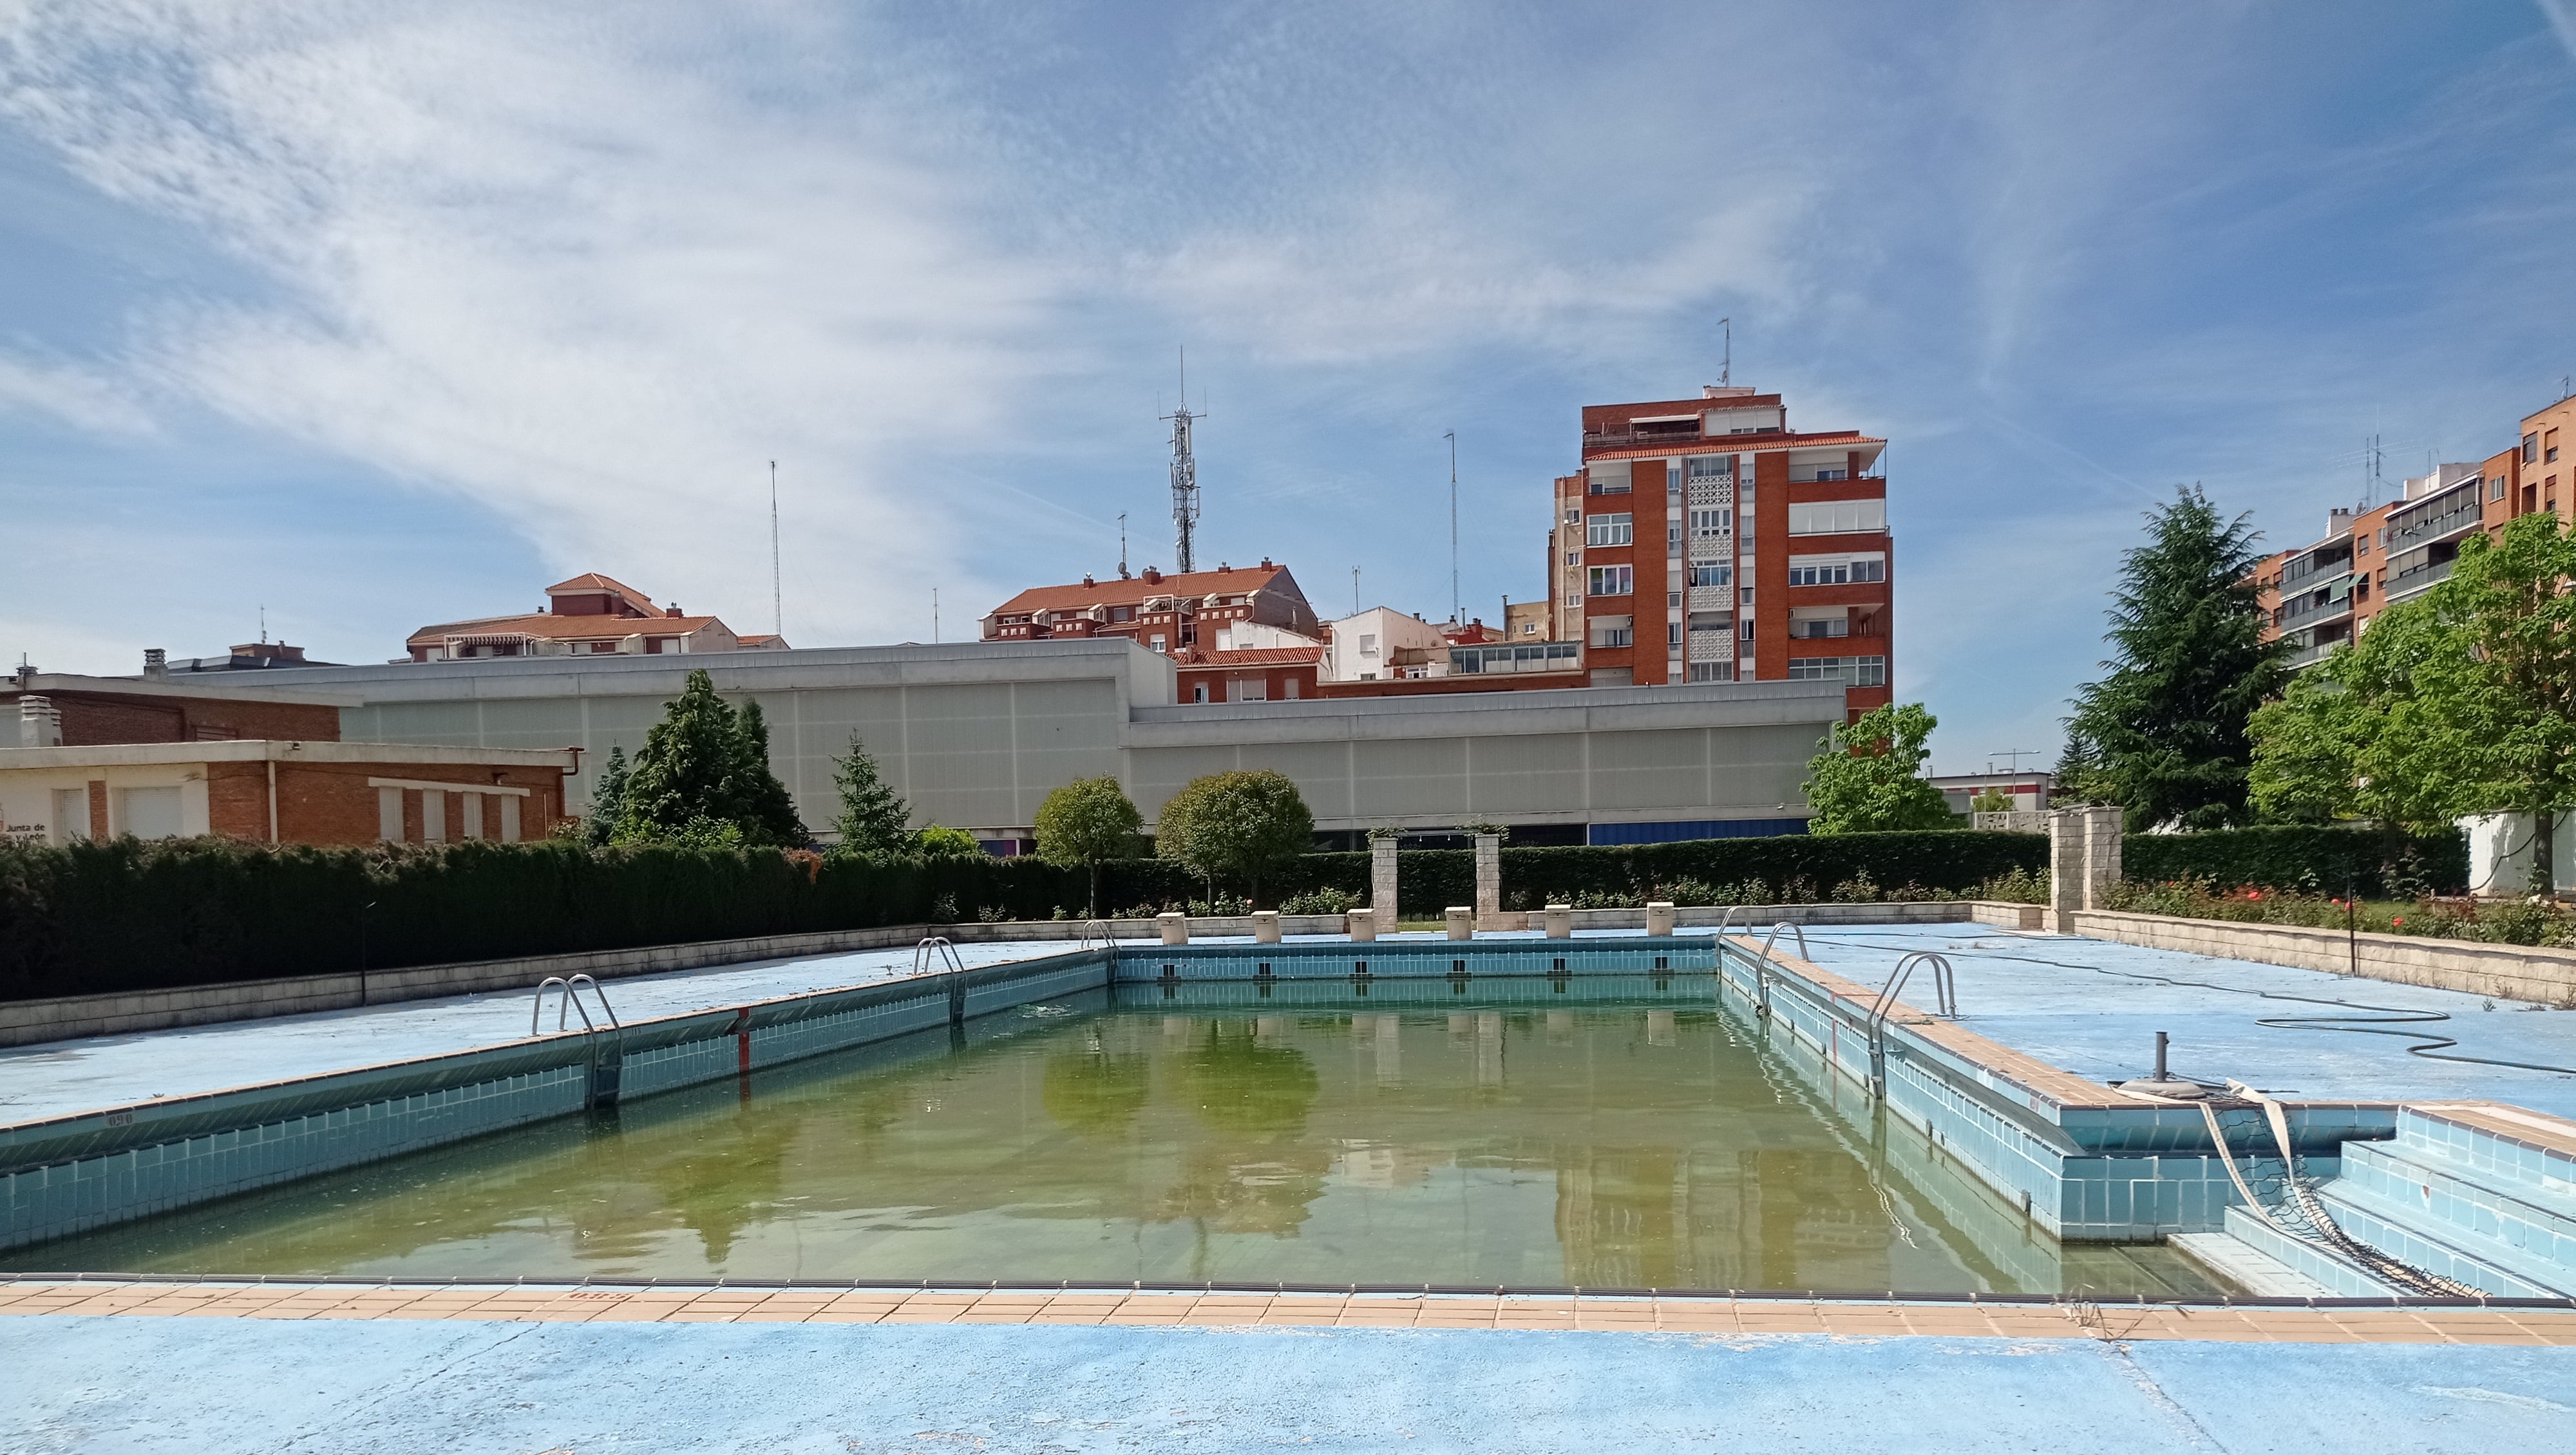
[2049,809,2086,934]
[2083,805,2125,910]
[1372,836,1399,929]
[1473,834,1509,930]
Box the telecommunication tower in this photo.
[1160,350,1202,574]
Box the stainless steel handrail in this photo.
[914,936,966,977]
[1076,919,1114,955]
[531,973,620,1036]
[1759,915,1810,964]
[1861,951,1956,1098]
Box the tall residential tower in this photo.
[1547,385,1892,718]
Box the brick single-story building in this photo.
[0,741,578,847]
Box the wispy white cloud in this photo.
[0,1,1066,640]
[0,352,151,433]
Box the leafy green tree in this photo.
[830,733,913,852]
[616,669,806,847]
[2067,486,2288,829]
[2251,514,2576,889]
[1967,787,2014,813]
[1034,776,1145,915]
[911,824,987,859]
[1803,702,1957,834]
[581,745,630,848]
[1154,769,1314,906]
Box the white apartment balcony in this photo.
[1686,629,1735,663]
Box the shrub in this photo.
[1280,887,1361,915]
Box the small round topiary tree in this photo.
[1034,776,1145,916]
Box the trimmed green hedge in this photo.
[2121,825,2467,896]
[0,823,2467,1002]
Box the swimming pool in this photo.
[2,980,2221,1297]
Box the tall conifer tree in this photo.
[2067,487,2287,830]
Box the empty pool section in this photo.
[197,638,1840,845]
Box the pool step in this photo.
[2216,1205,2400,1297]
[2313,1178,2571,1299]
[2336,1139,2576,1285]
[2168,1232,2333,1297]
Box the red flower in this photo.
[2392,916,2405,927]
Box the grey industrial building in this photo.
[142,640,1834,848]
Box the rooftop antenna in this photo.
[769,461,782,638]
[258,605,267,644]
[932,587,939,644]
[1352,567,1361,616]
[1718,317,1732,387]
[1118,512,1131,579]
[1445,430,1459,626]
[1160,348,1202,574]
[1988,748,2043,774]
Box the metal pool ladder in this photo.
[916,937,970,1026]
[1076,919,1115,954]
[531,974,624,1109]
[1861,951,1957,1100]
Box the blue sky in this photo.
[2,2,2572,771]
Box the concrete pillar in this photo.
[1158,911,1188,946]
[1371,836,1399,929]
[2049,809,2087,933]
[1347,906,1378,942]
[1645,901,1676,937]
[1544,904,1572,939]
[1445,906,1475,941]
[1251,910,1280,944]
[1474,833,1506,930]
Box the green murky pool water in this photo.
[6,988,2226,1295]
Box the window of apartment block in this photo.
[1191,684,1209,703]
[1283,679,1300,699]
[1564,551,1578,564]
[2526,433,2541,463]
[1563,506,1580,523]
[2494,476,2509,501]
[1586,513,1633,547]
[53,787,90,843]
[1741,587,1756,605]
[1689,563,1732,587]
[1359,633,1378,655]
[1686,455,1732,481]
[1667,621,1683,646]
[1587,615,1634,648]
[1690,507,1731,538]
[1149,634,1167,652]
[1587,565,1633,596]
[1786,499,1886,536]
[1110,605,1134,623]
[1687,662,1733,683]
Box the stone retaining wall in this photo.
[2063,908,2576,1006]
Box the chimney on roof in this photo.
[1141,567,1162,585]
[19,695,62,748]
[667,603,681,616]
[1260,556,1271,568]
[1083,573,1095,587]
[1219,561,1230,572]
[142,648,169,682]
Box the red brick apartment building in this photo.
[982,561,1326,704]
[2258,391,2576,666]
[405,573,786,662]
[3,672,572,847]
[1549,385,1892,717]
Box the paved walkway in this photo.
[1788,925,2576,1119]
[5,1288,2573,1453]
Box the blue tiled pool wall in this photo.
[1117,974,1721,1011]
[1109,937,1718,983]
[1710,940,2398,1243]
[1,1064,588,1252]
[0,947,1115,1254]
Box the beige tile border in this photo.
[2,1281,2571,1345]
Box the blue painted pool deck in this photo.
[1788,925,2576,1121]
[5,1313,2573,1453]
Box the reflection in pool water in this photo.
[6,990,2226,1296]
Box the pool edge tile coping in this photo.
[1,1277,2571,1345]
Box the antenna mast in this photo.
[768,460,782,638]
[1445,430,1459,625]
[1117,512,1130,579]
[1160,348,1202,574]
[1718,317,1732,387]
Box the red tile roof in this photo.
[545,572,663,612]
[989,563,1299,617]
[1190,646,1323,667]
[405,613,730,648]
